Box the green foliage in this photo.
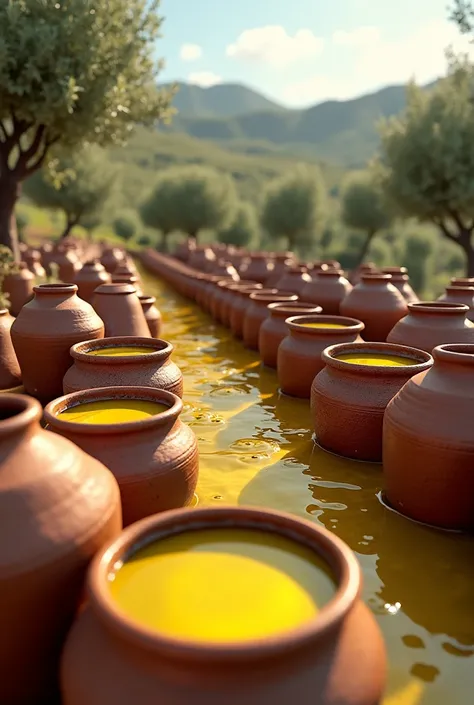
[0,246,18,308]
[113,210,140,241]
[374,60,474,274]
[24,146,116,235]
[260,164,327,251]
[15,208,29,241]
[401,231,435,295]
[140,165,238,239]
[0,0,173,151]
[341,171,391,234]
[217,201,259,247]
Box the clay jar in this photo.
[101,247,124,273]
[276,265,312,295]
[311,342,432,462]
[188,246,216,272]
[382,267,418,303]
[340,274,408,342]
[230,285,265,339]
[60,506,386,705]
[349,262,378,285]
[387,302,474,353]
[239,253,275,284]
[139,295,162,337]
[0,393,121,705]
[11,284,105,404]
[438,285,474,321]
[93,283,151,338]
[74,260,111,303]
[112,273,144,296]
[53,248,81,283]
[259,302,323,369]
[220,281,260,328]
[451,277,474,287]
[63,337,183,398]
[44,387,199,526]
[3,262,34,316]
[278,315,365,399]
[243,291,298,350]
[383,343,474,531]
[0,309,21,390]
[300,269,353,314]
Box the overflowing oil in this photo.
[140,266,474,705]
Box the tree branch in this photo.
[432,217,459,244]
[447,207,468,232]
[16,125,46,176]
[23,134,58,177]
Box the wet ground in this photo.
[142,267,474,705]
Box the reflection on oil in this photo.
[141,267,474,705]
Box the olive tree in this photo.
[24,147,116,238]
[374,60,474,276]
[113,210,141,242]
[341,171,392,267]
[0,0,173,259]
[260,164,327,252]
[141,165,238,245]
[218,201,259,247]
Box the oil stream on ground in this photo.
[142,266,474,705]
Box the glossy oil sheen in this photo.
[336,353,419,367]
[299,322,347,329]
[88,346,153,357]
[57,399,168,424]
[109,528,335,643]
[138,264,474,705]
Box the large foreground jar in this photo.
[11,284,105,404]
[61,506,386,705]
[0,394,121,705]
[383,343,474,531]
[340,274,407,342]
[44,386,198,526]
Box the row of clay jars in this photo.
[60,505,386,705]
[243,291,298,349]
[259,302,323,368]
[219,281,262,326]
[340,274,408,341]
[383,342,474,531]
[311,342,433,462]
[63,337,183,398]
[45,386,198,527]
[278,316,365,398]
[0,393,122,704]
[387,302,474,352]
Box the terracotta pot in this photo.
[311,342,433,462]
[174,238,196,263]
[3,262,34,316]
[264,258,293,288]
[139,295,162,337]
[259,302,323,369]
[0,393,121,705]
[101,248,125,273]
[451,277,474,287]
[340,274,407,342]
[211,260,240,281]
[113,263,138,278]
[44,386,198,526]
[63,337,183,397]
[438,285,474,321]
[239,254,275,284]
[93,283,151,338]
[349,262,378,285]
[112,273,144,296]
[188,246,216,272]
[11,284,105,404]
[381,267,418,303]
[74,260,111,304]
[229,285,266,339]
[60,506,386,705]
[53,249,81,283]
[24,248,46,279]
[243,291,298,350]
[387,302,474,353]
[275,265,312,295]
[278,315,365,399]
[300,269,353,314]
[383,343,474,530]
[0,309,21,390]
[220,281,261,327]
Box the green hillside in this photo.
[164,81,436,167]
[166,81,286,118]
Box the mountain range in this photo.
[163,80,435,167]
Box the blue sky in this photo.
[158,0,473,107]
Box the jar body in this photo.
[93,285,150,338]
[3,267,34,317]
[139,297,162,337]
[259,305,322,368]
[300,273,352,314]
[340,279,407,341]
[74,264,111,303]
[0,310,21,389]
[387,305,474,353]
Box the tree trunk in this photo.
[464,241,474,277]
[0,176,21,262]
[356,230,376,268]
[60,216,79,240]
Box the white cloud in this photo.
[187,71,222,88]
[226,25,324,67]
[180,43,202,61]
[283,20,474,107]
